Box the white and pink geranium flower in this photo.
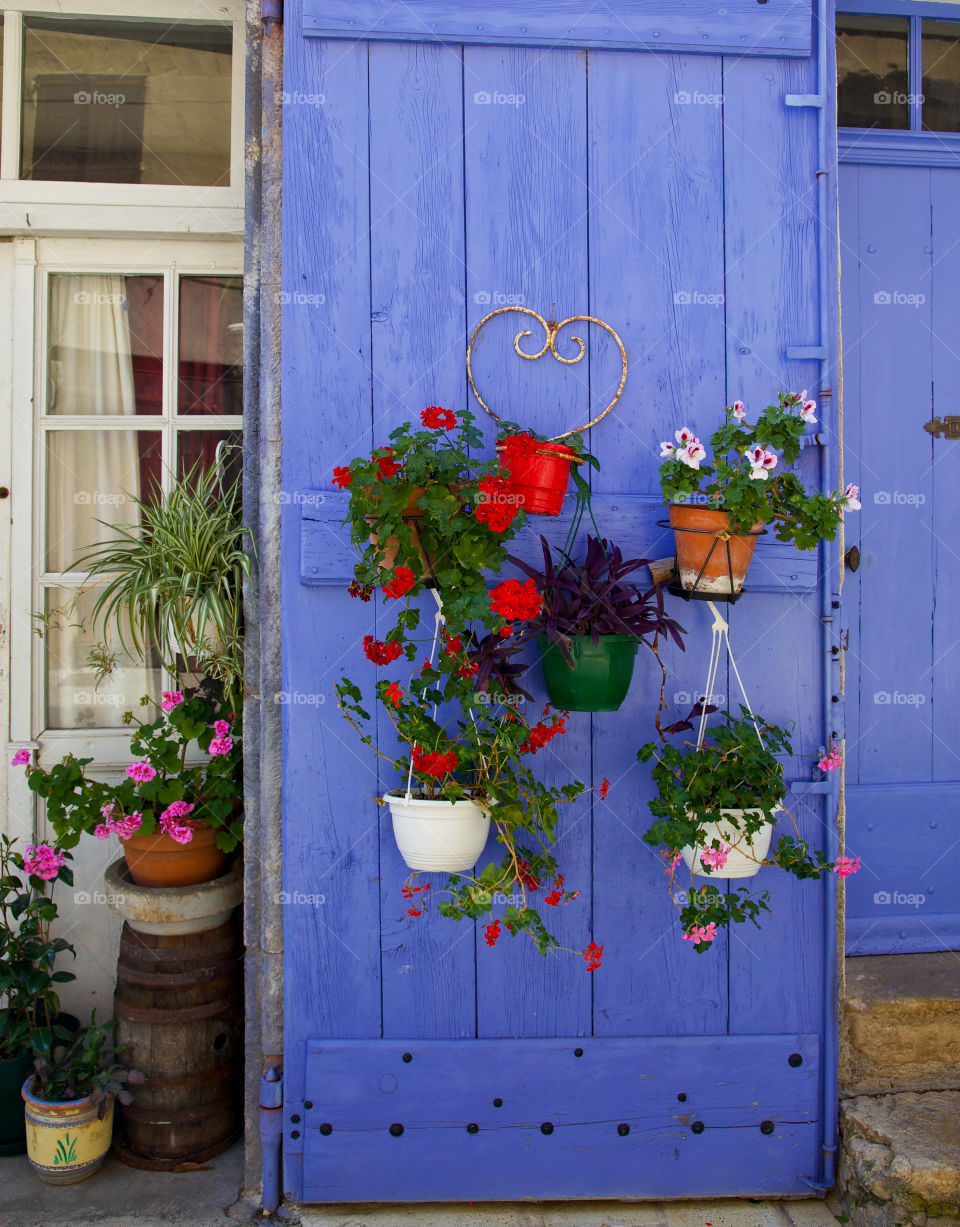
[745,445,778,481]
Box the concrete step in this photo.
[842,954,960,1096]
[835,1090,960,1227]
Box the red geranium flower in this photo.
[411,745,458,778]
[484,919,502,948]
[499,432,538,470]
[375,447,401,479]
[382,567,415,600]
[348,580,374,602]
[457,662,479,678]
[519,717,566,755]
[489,577,541,622]
[475,473,519,533]
[384,683,404,709]
[515,859,539,891]
[583,941,603,972]
[600,777,611,800]
[332,466,353,489]
[443,634,463,658]
[421,406,457,431]
[363,635,404,666]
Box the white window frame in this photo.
[0,0,244,236]
[9,234,243,767]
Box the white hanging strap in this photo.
[404,590,446,801]
[695,601,764,749]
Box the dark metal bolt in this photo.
[691,1121,705,1134]
[617,1123,630,1136]
[541,1122,554,1135]
[319,1123,332,1136]
[389,1123,404,1137]
[788,1053,803,1067]
[677,1093,687,1102]
[574,1047,584,1057]
[290,1129,300,1139]
[402,1052,413,1063]
[492,1098,503,1108]
[290,1114,300,1124]
[466,1123,479,1134]
[761,1120,775,1135]
[305,1101,314,1110]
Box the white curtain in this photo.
[46,274,151,728]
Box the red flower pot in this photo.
[496,440,580,517]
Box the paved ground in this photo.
[0,1142,842,1227]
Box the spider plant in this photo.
[72,462,252,708]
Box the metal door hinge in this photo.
[786,345,827,360]
[785,94,824,108]
[923,416,960,439]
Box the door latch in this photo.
[923,416,960,439]
[844,545,860,573]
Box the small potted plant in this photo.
[508,535,686,711]
[495,426,595,517]
[0,835,76,1156]
[22,1015,142,1185]
[335,407,532,637]
[16,693,242,888]
[638,709,860,950]
[336,613,606,963]
[657,393,861,595]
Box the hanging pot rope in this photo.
[695,601,764,750]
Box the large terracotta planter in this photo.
[122,824,226,889]
[22,1079,114,1185]
[669,504,764,596]
[538,634,639,712]
[496,440,581,516]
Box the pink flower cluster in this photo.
[161,690,184,712]
[126,761,157,784]
[833,855,861,879]
[159,801,196,844]
[660,427,706,470]
[818,743,843,772]
[699,844,730,872]
[744,444,778,482]
[23,843,66,881]
[683,922,718,946]
[10,749,30,766]
[208,719,233,757]
[94,805,143,842]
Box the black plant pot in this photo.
[0,1052,32,1155]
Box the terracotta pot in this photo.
[668,504,763,596]
[122,824,226,889]
[22,1079,114,1185]
[496,440,581,516]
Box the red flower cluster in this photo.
[600,777,611,800]
[457,662,479,678]
[382,567,415,600]
[407,905,424,917]
[443,634,463,658]
[332,466,353,489]
[515,859,539,891]
[519,716,566,755]
[484,919,501,948]
[499,432,538,470]
[583,941,603,972]
[363,635,403,666]
[375,447,401,479]
[384,683,404,709]
[348,580,374,602]
[544,874,565,907]
[475,474,520,534]
[411,745,458,778]
[489,577,541,622]
[421,406,457,431]
[401,882,430,899]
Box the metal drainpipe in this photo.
[243,0,284,1210]
[816,0,842,1193]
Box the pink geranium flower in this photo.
[842,483,861,513]
[213,720,231,738]
[745,445,778,481]
[23,844,66,881]
[833,855,861,879]
[659,440,675,458]
[113,812,143,840]
[208,736,233,757]
[818,743,843,772]
[126,761,157,784]
[159,801,195,845]
[94,824,112,840]
[800,399,817,424]
[161,690,184,713]
[731,400,746,421]
[680,441,707,469]
[699,844,730,872]
[10,749,30,766]
[683,921,718,945]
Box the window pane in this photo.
[47,274,164,416]
[178,276,243,415]
[46,430,161,572]
[44,586,162,729]
[177,430,242,487]
[923,20,960,133]
[21,18,232,185]
[837,15,910,129]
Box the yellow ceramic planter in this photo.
[21,1079,113,1184]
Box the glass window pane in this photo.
[46,430,161,572]
[837,15,910,129]
[44,586,162,729]
[177,430,242,487]
[923,20,960,133]
[47,274,164,416]
[21,18,232,185]
[177,276,243,416]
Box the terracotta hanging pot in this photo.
[496,440,580,517]
[121,823,226,889]
[538,634,640,712]
[668,504,764,596]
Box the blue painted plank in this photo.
[300,492,821,592]
[721,53,826,1037]
[586,48,728,1035]
[463,43,593,1037]
[839,129,960,168]
[847,915,960,956]
[280,23,379,1207]
[301,0,814,57]
[299,1035,820,1201]
[366,40,478,1041]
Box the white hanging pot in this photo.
[681,808,779,879]
[384,792,492,872]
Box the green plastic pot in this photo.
[0,1052,33,1155]
[538,634,640,712]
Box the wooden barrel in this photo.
[112,915,243,1169]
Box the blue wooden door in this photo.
[840,157,960,953]
[281,0,838,1202]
